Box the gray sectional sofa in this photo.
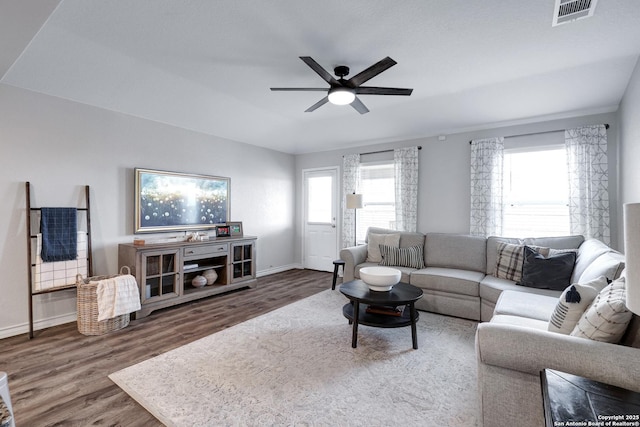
[340,227,597,321]
[339,227,640,427]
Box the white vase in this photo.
[203,269,218,285]
[191,275,207,288]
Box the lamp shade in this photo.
[624,203,640,315]
[346,193,363,210]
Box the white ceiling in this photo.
[2,0,640,154]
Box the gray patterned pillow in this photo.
[379,245,425,269]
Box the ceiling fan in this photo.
[270,56,413,114]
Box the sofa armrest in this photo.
[339,245,368,282]
[476,322,640,392]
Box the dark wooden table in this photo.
[541,369,640,426]
[339,280,423,349]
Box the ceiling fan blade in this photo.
[305,96,329,112]
[270,88,328,91]
[355,87,413,96]
[348,57,397,87]
[350,97,369,114]
[300,57,339,85]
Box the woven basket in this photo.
[76,266,132,336]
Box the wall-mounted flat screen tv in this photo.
[134,168,230,233]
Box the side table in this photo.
[541,369,640,426]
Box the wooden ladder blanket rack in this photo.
[25,182,93,339]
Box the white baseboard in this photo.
[0,312,77,340]
[1,265,306,339]
[256,263,303,277]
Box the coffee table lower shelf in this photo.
[342,302,420,349]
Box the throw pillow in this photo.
[366,233,400,263]
[379,244,425,269]
[495,243,550,282]
[519,246,576,290]
[548,276,606,334]
[570,277,633,343]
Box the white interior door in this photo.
[303,168,338,272]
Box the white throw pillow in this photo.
[366,233,400,263]
[570,277,633,343]
[548,276,606,334]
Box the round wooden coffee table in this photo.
[339,280,423,349]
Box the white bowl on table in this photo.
[359,266,402,292]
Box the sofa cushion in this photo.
[521,235,584,250]
[571,277,633,343]
[577,251,625,283]
[548,277,607,334]
[493,290,558,321]
[365,227,425,248]
[379,244,425,269]
[425,233,486,272]
[480,275,562,306]
[366,233,400,263]
[571,238,612,283]
[489,314,550,331]
[411,267,484,297]
[519,246,576,290]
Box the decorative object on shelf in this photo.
[216,225,230,238]
[228,222,243,237]
[624,203,640,315]
[191,275,207,288]
[346,192,363,246]
[203,269,218,285]
[359,266,401,292]
[134,168,230,233]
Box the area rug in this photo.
[109,289,479,426]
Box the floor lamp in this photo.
[346,193,363,246]
[624,203,640,316]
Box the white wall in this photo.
[294,111,619,265]
[619,58,640,246]
[0,84,296,338]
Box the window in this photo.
[356,161,395,242]
[503,146,570,237]
[306,175,333,223]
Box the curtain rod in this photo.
[358,146,422,156]
[468,124,609,144]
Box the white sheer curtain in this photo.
[394,146,419,232]
[565,124,610,244]
[470,137,504,237]
[342,154,360,248]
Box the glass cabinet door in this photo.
[231,242,255,283]
[141,249,180,302]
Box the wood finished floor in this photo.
[0,269,332,426]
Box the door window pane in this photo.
[307,176,332,223]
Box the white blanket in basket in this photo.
[93,275,141,321]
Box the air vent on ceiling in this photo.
[552,0,598,26]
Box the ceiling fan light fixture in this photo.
[328,87,356,105]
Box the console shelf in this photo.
[118,236,257,318]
